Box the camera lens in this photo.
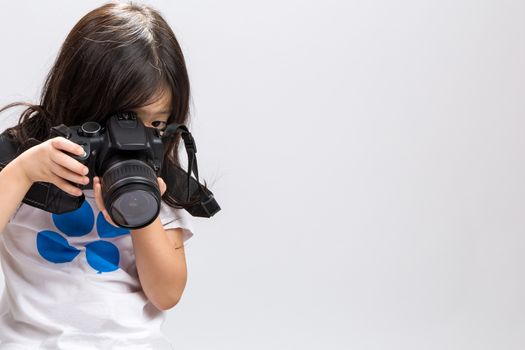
[110,189,158,228]
[101,159,161,229]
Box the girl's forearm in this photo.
[130,217,188,311]
[0,159,32,233]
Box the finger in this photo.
[50,162,90,185]
[93,177,105,212]
[51,137,86,157]
[157,177,167,196]
[94,178,117,227]
[50,174,83,197]
[50,148,89,176]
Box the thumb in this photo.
[157,177,167,196]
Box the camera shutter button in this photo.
[78,143,90,160]
[80,122,102,137]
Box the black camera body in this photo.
[53,111,167,229]
[66,111,164,184]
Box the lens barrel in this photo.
[101,159,161,229]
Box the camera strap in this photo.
[161,123,221,217]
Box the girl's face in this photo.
[131,87,172,135]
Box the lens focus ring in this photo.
[101,159,161,228]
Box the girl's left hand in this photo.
[93,176,167,227]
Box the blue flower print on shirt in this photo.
[36,200,130,273]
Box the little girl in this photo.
[0,2,198,348]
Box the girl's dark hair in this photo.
[0,1,207,209]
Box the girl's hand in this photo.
[93,175,167,227]
[14,136,89,197]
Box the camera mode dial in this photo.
[79,121,102,137]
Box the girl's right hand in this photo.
[13,136,90,197]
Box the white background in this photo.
[1,0,525,349]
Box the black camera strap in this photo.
[161,123,220,217]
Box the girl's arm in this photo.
[0,159,33,233]
[92,176,188,310]
[0,136,90,234]
[130,220,187,311]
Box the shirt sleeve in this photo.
[158,200,195,242]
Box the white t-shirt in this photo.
[0,189,194,349]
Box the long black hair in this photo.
[0,1,207,208]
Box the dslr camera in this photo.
[57,111,163,229]
[0,111,220,227]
